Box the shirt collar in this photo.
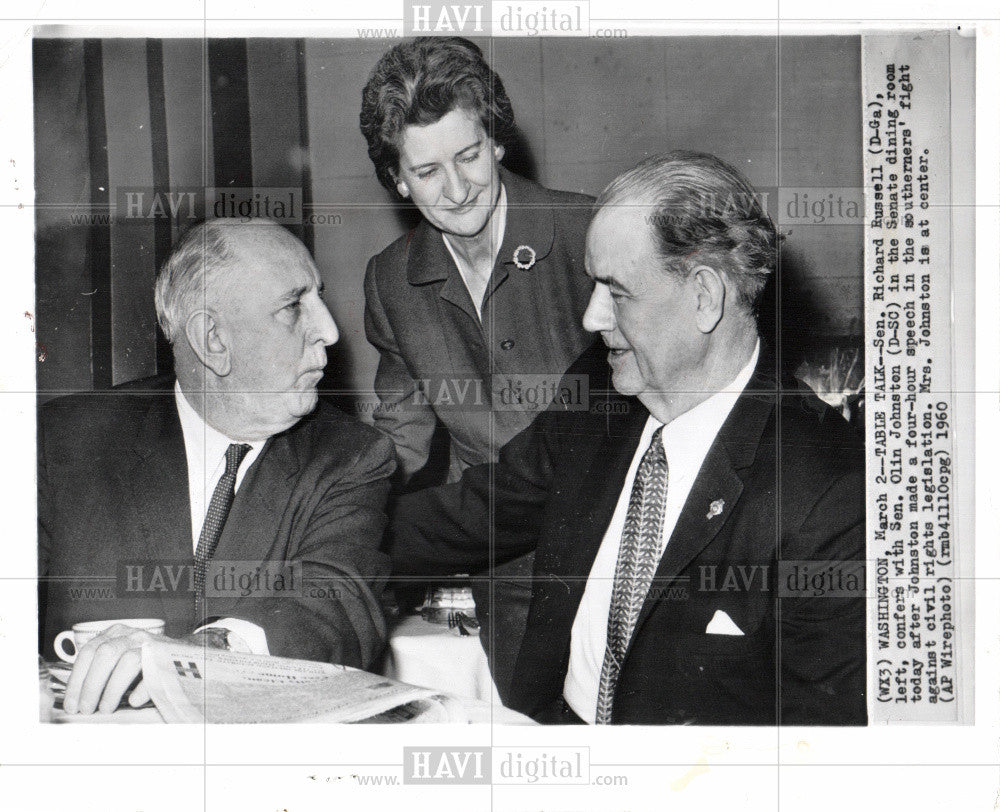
[441,182,508,278]
[173,381,265,466]
[651,340,761,463]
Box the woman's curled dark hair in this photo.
[360,37,517,191]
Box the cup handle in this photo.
[54,631,77,663]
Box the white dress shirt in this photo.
[442,184,507,318]
[174,382,270,654]
[563,342,760,722]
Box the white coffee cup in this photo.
[53,618,165,663]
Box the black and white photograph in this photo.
[1,1,997,809]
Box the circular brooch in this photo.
[512,244,536,270]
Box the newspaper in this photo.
[139,640,460,724]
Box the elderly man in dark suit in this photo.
[388,151,867,725]
[39,219,396,715]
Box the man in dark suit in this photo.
[39,220,396,715]
[388,152,867,725]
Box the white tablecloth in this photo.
[383,614,502,705]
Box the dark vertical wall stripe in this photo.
[102,39,157,387]
[146,39,172,259]
[246,39,305,241]
[34,40,93,399]
[145,39,174,374]
[162,38,214,215]
[208,39,253,189]
[296,39,314,254]
[82,39,112,390]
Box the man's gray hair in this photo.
[597,150,779,318]
[154,220,238,344]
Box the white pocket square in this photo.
[705,610,744,636]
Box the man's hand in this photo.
[62,624,169,714]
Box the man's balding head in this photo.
[155,219,339,441]
[154,219,314,344]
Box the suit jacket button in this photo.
[500,339,515,351]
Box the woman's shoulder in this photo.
[541,184,596,233]
[504,172,595,238]
[545,187,596,234]
[365,227,417,281]
[505,169,595,207]
[541,184,596,208]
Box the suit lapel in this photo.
[634,442,745,626]
[542,403,646,585]
[483,168,555,307]
[627,361,777,647]
[120,394,192,559]
[517,398,647,699]
[405,220,481,323]
[212,427,301,563]
[118,391,194,624]
[511,398,648,713]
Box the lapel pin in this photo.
[512,244,536,270]
[706,499,725,519]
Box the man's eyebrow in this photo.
[407,139,483,171]
[277,285,309,304]
[590,273,632,293]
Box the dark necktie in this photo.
[194,442,252,617]
[595,426,668,724]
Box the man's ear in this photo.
[691,264,726,333]
[184,310,230,376]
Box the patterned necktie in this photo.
[595,426,668,724]
[194,442,251,617]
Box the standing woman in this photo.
[360,37,595,700]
